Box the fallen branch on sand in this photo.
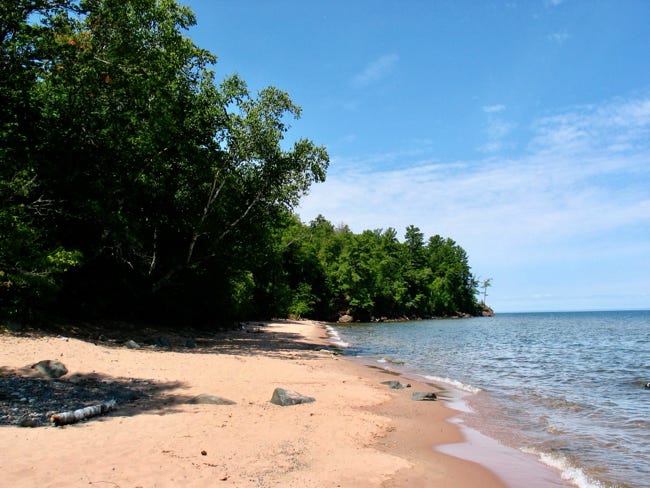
[50,399,117,426]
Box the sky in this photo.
[184,0,650,313]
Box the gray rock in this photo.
[154,336,172,347]
[31,360,67,379]
[412,391,437,401]
[381,380,405,389]
[187,394,236,405]
[124,339,140,349]
[270,388,315,406]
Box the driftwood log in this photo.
[50,400,117,426]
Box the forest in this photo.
[1,0,485,327]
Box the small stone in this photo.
[154,336,171,347]
[187,394,236,405]
[32,360,67,379]
[412,392,437,401]
[19,417,39,428]
[124,339,140,349]
[201,450,207,456]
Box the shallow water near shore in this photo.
[331,311,650,488]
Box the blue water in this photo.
[331,311,650,488]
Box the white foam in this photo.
[523,448,608,488]
[424,374,482,394]
[324,325,350,348]
[438,426,567,487]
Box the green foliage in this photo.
[1,0,482,326]
[270,216,481,322]
[1,0,328,324]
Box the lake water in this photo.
[330,311,650,488]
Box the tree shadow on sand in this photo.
[0,370,197,428]
[21,320,339,360]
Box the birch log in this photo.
[50,400,117,426]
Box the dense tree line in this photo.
[276,216,481,322]
[1,0,482,327]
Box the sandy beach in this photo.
[0,320,509,487]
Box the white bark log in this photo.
[50,399,117,426]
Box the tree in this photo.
[1,0,329,324]
[480,278,492,305]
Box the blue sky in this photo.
[185,0,650,312]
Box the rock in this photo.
[31,360,67,379]
[154,336,172,347]
[270,388,315,406]
[187,394,236,405]
[381,380,405,390]
[338,314,353,323]
[18,416,40,428]
[412,392,437,401]
[124,339,140,349]
[645,382,650,389]
[184,338,196,348]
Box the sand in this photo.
[0,320,509,487]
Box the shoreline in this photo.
[0,319,552,486]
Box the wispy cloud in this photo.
[352,53,399,88]
[548,31,570,44]
[482,104,506,113]
[299,95,650,276]
[479,105,516,153]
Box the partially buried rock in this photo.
[187,394,236,405]
[270,388,315,406]
[412,392,437,401]
[124,339,140,349]
[381,380,405,390]
[31,359,67,379]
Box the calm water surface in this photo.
[332,311,650,488]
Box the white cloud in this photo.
[352,53,399,88]
[548,31,570,44]
[299,95,650,267]
[482,104,506,113]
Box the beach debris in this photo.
[381,380,406,389]
[50,399,117,426]
[187,394,236,405]
[270,388,315,406]
[124,339,140,349]
[31,360,67,379]
[411,392,437,401]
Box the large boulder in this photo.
[338,314,353,323]
[270,388,315,406]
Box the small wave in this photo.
[325,325,350,348]
[424,375,481,394]
[523,448,608,488]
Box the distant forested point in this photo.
[1,0,486,327]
